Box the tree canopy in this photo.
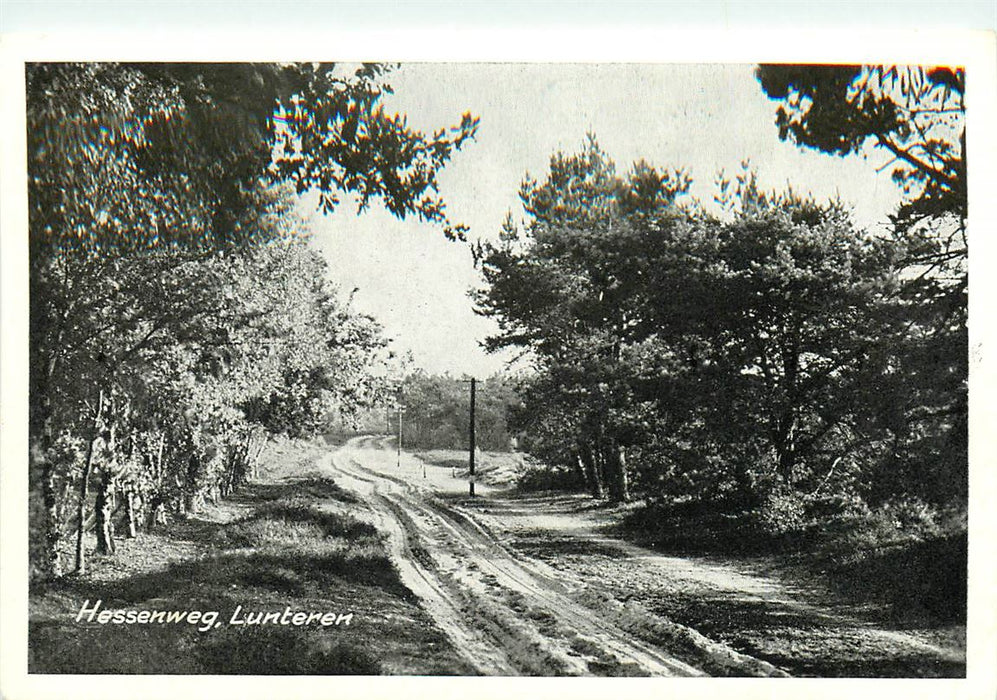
[756,63,967,507]
[756,65,965,226]
[476,135,966,523]
[27,62,477,578]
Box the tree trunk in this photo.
[39,456,63,578]
[75,389,105,575]
[146,432,167,530]
[237,438,251,485]
[579,442,603,498]
[615,446,631,503]
[594,442,607,495]
[572,453,587,486]
[125,490,138,538]
[184,453,199,515]
[155,431,166,487]
[95,470,116,555]
[250,434,267,480]
[776,337,800,484]
[94,402,118,556]
[777,424,796,484]
[32,351,62,578]
[605,442,631,503]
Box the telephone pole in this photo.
[396,385,403,469]
[397,408,402,469]
[469,377,476,497]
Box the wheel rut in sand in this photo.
[325,436,964,678]
[325,437,790,676]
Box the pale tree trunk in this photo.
[579,442,604,498]
[95,469,116,555]
[40,458,63,578]
[250,433,267,480]
[75,389,105,575]
[125,490,138,538]
[572,452,587,486]
[146,432,167,531]
[155,431,165,488]
[614,446,631,503]
[94,401,118,556]
[153,501,167,528]
[182,449,200,515]
[123,433,139,539]
[595,441,607,496]
[776,417,797,485]
[176,469,187,518]
[34,353,62,578]
[605,442,631,503]
[775,336,801,485]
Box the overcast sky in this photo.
[302,63,904,377]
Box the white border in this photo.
[2,27,995,700]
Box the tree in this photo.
[757,65,967,508]
[477,140,921,515]
[27,63,479,256]
[755,65,965,229]
[637,178,902,504]
[475,137,693,501]
[27,62,477,578]
[395,373,519,452]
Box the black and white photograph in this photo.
[1,9,996,700]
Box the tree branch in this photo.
[874,133,959,191]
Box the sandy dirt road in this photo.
[325,436,965,677]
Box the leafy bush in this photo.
[516,464,584,492]
[622,489,967,623]
[751,489,809,536]
[879,497,943,536]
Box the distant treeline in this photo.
[389,373,522,452]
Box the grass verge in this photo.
[619,497,967,627]
[29,438,475,675]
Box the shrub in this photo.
[879,497,943,537]
[516,464,583,492]
[752,489,808,536]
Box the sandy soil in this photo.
[328,436,966,677]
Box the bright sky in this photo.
[302,63,904,377]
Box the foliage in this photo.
[757,64,967,507]
[755,65,965,226]
[395,372,520,452]
[27,62,475,578]
[476,129,966,522]
[475,136,694,501]
[27,63,479,258]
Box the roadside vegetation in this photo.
[27,63,477,580]
[394,373,522,451]
[26,62,967,674]
[29,438,474,674]
[619,496,967,625]
[473,66,967,628]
